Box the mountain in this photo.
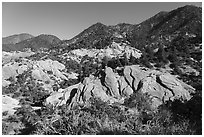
[128,5,202,49]
[59,22,112,49]
[2,33,34,45]
[58,5,201,84]
[2,5,202,135]
[3,34,61,51]
[60,5,201,51]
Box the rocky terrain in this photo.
[2,5,202,135]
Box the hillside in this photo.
[3,33,34,45]
[3,34,61,52]
[60,5,201,51]
[2,5,202,135]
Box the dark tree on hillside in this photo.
[157,44,168,64]
[129,53,136,65]
[116,56,123,67]
[102,56,109,69]
[123,53,129,66]
[145,45,154,61]
[140,51,152,68]
[77,64,83,82]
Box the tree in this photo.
[121,53,129,66]
[102,56,109,69]
[145,45,154,61]
[140,51,152,68]
[156,44,168,64]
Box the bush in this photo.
[124,91,152,112]
[4,96,200,135]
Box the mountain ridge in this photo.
[2,33,34,45]
[59,5,201,51]
[3,5,201,52]
[3,34,61,52]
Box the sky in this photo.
[2,2,202,40]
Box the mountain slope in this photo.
[2,33,34,45]
[60,5,201,51]
[56,5,202,90]
[3,34,61,51]
[126,5,201,49]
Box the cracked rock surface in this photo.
[46,65,195,109]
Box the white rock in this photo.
[2,95,21,116]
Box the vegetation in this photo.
[2,5,202,135]
[3,93,201,135]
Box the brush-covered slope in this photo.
[3,34,61,52]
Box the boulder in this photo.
[45,83,80,107]
[76,77,112,104]
[2,95,21,116]
[45,92,64,106]
[35,60,67,80]
[158,73,193,100]
[123,86,134,97]
[104,67,120,98]
[138,74,173,108]
[2,80,11,87]
[2,64,18,80]
[124,65,148,91]
[118,76,133,97]
[32,69,50,82]
[137,72,195,108]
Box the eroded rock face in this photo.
[32,59,67,81]
[124,65,148,91]
[68,41,142,63]
[46,65,195,110]
[104,67,120,98]
[2,57,69,88]
[2,95,21,116]
[118,77,133,97]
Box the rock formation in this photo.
[2,95,21,116]
[46,65,195,109]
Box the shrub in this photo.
[4,96,200,135]
[123,91,152,112]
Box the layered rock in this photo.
[46,65,195,109]
[32,59,68,81]
[67,41,142,63]
[104,67,120,98]
[2,56,69,88]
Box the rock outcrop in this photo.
[68,41,142,63]
[46,65,195,109]
[2,95,21,116]
[104,67,120,98]
[2,57,69,88]
[32,59,68,81]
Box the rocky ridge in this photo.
[46,65,195,110]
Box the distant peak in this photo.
[177,4,201,11]
[94,22,104,25]
[3,33,33,38]
[91,22,106,28]
[183,4,200,8]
